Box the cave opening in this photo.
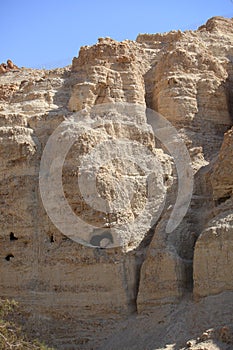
[10,232,18,241]
[5,254,14,261]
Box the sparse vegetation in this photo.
[0,298,53,350]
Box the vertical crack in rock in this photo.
[0,16,233,349]
[136,16,233,313]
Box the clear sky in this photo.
[1,0,233,69]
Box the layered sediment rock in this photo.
[0,16,233,350]
[193,127,233,299]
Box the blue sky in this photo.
[1,0,233,69]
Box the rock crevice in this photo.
[0,16,233,350]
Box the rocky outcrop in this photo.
[210,127,233,201]
[194,211,233,298]
[0,16,233,350]
[193,127,233,299]
[0,60,19,74]
[136,16,233,313]
[68,38,147,111]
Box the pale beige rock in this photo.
[193,124,233,299]
[68,39,147,111]
[137,245,186,312]
[193,211,233,298]
[211,127,233,201]
[0,15,233,350]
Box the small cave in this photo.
[5,254,14,261]
[215,194,231,206]
[50,234,55,243]
[10,232,18,241]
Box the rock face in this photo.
[193,127,233,299]
[68,38,146,110]
[0,16,233,350]
[0,59,19,74]
[194,211,233,298]
[210,127,233,201]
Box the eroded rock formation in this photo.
[0,60,19,74]
[0,16,233,350]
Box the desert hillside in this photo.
[0,16,233,350]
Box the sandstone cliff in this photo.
[0,16,233,350]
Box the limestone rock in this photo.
[193,124,233,299]
[68,39,147,111]
[193,211,233,298]
[137,242,186,312]
[0,60,19,75]
[210,127,233,201]
[0,15,233,350]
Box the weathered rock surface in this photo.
[0,16,233,350]
[0,59,19,74]
[211,127,233,200]
[194,211,233,298]
[68,38,147,111]
[193,127,233,299]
